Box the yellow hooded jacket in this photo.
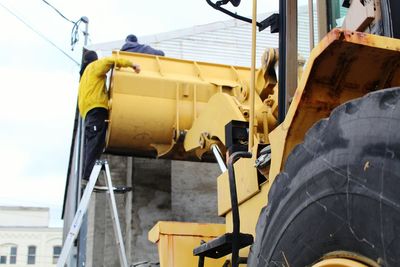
[78,56,133,119]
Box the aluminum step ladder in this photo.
[57,160,130,267]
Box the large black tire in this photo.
[248,88,400,267]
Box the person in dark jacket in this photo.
[121,34,165,56]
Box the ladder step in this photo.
[92,185,132,193]
[193,233,253,259]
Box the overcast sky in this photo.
[0,0,306,227]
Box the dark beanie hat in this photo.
[83,50,98,64]
[126,34,138,42]
[79,50,98,78]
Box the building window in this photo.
[52,246,61,264]
[27,246,36,265]
[10,247,17,264]
[0,256,6,264]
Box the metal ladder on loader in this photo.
[57,160,130,267]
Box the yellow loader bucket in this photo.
[105,51,255,160]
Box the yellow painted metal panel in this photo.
[184,93,246,153]
[223,181,269,262]
[217,143,260,216]
[148,221,226,267]
[149,221,225,242]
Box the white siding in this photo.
[298,3,320,60]
[150,21,279,67]
[91,5,316,67]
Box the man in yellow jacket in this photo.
[78,50,140,189]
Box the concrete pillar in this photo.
[171,161,223,224]
[130,158,172,264]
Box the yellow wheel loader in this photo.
[105,0,400,266]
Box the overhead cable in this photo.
[41,0,75,24]
[70,19,83,51]
[0,2,80,66]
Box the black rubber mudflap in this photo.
[248,87,400,267]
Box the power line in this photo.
[70,20,83,51]
[40,0,75,24]
[0,2,80,66]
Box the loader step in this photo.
[193,233,253,259]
